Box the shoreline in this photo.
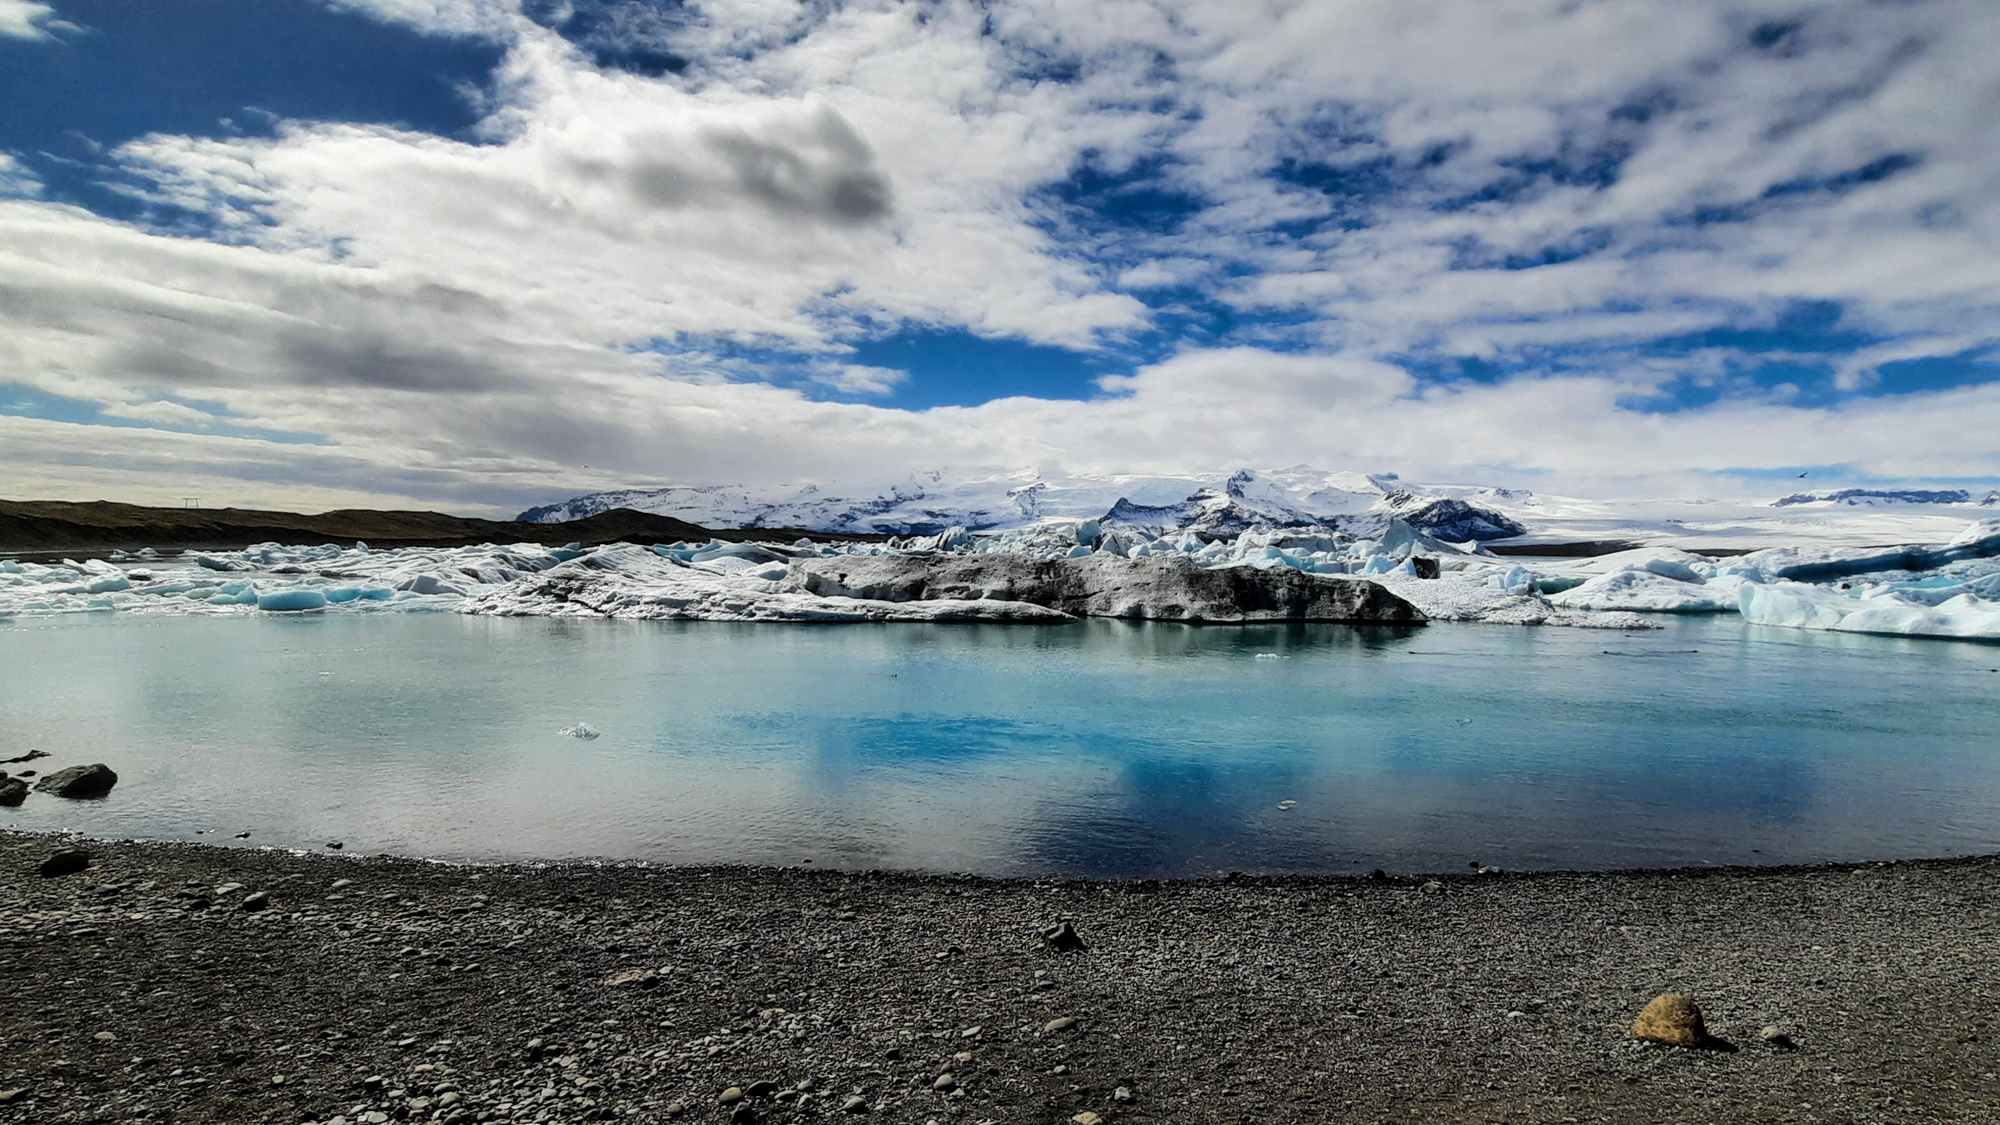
[4,832,1998,1124]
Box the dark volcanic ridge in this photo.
[0,500,883,556]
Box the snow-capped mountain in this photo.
[518,466,1523,541]
[1773,488,2000,508]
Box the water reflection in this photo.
[2,613,1997,876]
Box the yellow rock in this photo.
[1631,992,1707,1046]
[1072,1114,1105,1125]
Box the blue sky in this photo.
[2,0,1997,511]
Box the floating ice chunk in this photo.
[690,542,788,565]
[1738,580,2000,639]
[321,585,395,603]
[1549,568,1739,613]
[559,722,601,740]
[1486,565,1535,595]
[256,588,329,612]
[1254,652,1280,660]
[84,574,131,594]
[394,574,465,596]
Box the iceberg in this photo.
[1549,569,1740,613]
[1739,581,2000,640]
[256,588,329,612]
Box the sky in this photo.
[2,0,1998,515]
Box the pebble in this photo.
[1113,1086,1133,1103]
[840,1094,870,1113]
[1761,1025,1797,1049]
[1040,921,1086,952]
[241,891,270,912]
[1072,1113,1104,1125]
[718,1086,744,1105]
[326,841,343,850]
[743,1081,779,1098]
[1420,881,1444,894]
[1043,1017,1078,1033]
[0,1089,23,1105]
[94,1031,116,1042]
[932,1073,956,1091]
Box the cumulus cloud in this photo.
[4,0,1999,512]
[0,0,57,39]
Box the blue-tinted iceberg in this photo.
[1739,581,2000,640]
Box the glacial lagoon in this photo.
[4,612,1999,877]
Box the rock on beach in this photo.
[1631,992,1709,1047]
[33,763,118,799]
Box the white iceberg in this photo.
[1738,581,2000,640]
[1548,568,1742,613]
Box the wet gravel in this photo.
[3,831,1998,1124]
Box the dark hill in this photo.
[0,500,873,554]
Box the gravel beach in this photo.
[3,831,1997,1125]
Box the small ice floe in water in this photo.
[1254,652,1280,661]
[1454,717,1474,726]
[1276,799,1298,810]
[559,722,601,740]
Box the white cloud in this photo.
[0,152,42,196]
[4,0,2000,512]
[0,0,55,40]
[100,399,217,427]
[817,364,906,395]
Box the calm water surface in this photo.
[3,613,1998,877]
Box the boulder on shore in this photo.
[0,776,25,807]
[1631,993,1710,1047]
[34,764,119,799]
[38,849,90,878]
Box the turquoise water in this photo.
[3,613,1999,876]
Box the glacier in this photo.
[8,469,2000,640]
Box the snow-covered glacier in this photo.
[518,466,1528,543]
[8,465,2000,640]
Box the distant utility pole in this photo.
[181,497,200,509]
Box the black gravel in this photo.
[3,831,1998,1125]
